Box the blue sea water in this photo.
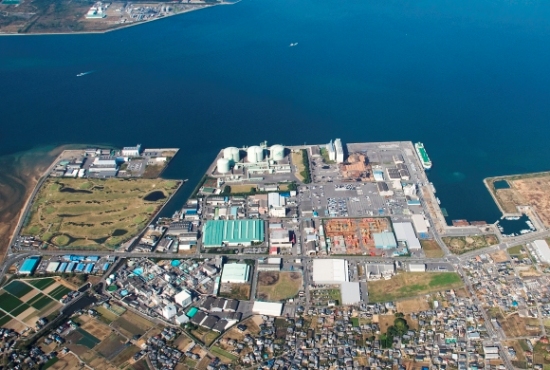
[1,0,550,223]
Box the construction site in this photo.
[323,218,392,255]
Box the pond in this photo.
[143,190,166,201]
[112,229,127,237]
[493,180,510,190]
[59,188,93,194]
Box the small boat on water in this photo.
[289,42,298,47]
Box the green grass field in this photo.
[210,346,238,361]
[3,281,34,298]
[49,285,72,300]
[27,278,56,290]
[0,315,11,326]
[256,272,302,301]
[29,295,55,310]
[0,292,23,312]
[368,272,464,302]
[10,303,30,317]
[76,328,101,349]
[508,245,525,256]
[22,178,179,249]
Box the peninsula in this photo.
[0,0,237,35]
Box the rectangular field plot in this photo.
[3,281,33,298]
[0,293,23,313]
[26,293,54,310]
[74,328,101,349]
[112,345,140,367]
[11,303,31,317]
[96,333,128,360]
[0,313,11,326]
[27,278,56,290]
[48,286,72,300]
[111,312,154,337]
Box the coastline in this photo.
[0,1,240,37]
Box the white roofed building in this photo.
[221,263,250,283]
[253,301,283,316]
[393,222,422,250]
[174,289,193,308]
[533,240,550,264]
[411,214,428,235]
[312,259,349,284]
[162,304,177,320]
[122,144,142,157]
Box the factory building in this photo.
[202,219,264,247]
[365,263,395,280]
[334,138,345,163]
[532,240,550,264]
[377,182,394,197]
[373,170,384,182]
[340,282,361,305]
[373,232,398,249]
[174,289,193,308]
[122,144,142,157]
[221,263,250,284]
[411,214,429,236]
[46,262,60,273]
[408,263,426,272]
[252,301,283,317]
[19,256,41,275]
[393,222,422,250]
[312,259,349,284]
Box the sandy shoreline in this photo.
[0,1,240,37]
[0,145,82,264]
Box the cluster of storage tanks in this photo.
[216,145,286,173]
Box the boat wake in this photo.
[76,71,94,77]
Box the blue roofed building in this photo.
[85,264,94,273]
[202,219,264,248]
[19,256,41,275]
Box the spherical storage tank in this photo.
[217,158,231,173]
[270,145,285,161]
[247,146,265,163]
[223,147,240,163]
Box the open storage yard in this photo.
[22,178,179,249]
[442,235,499,254]
[256,271,302,301]
[367,272,463,302]
[487,172,550,226]
[323,217,391,254]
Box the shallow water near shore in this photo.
[1,0,550,225]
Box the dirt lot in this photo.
[500,314,542,337]
[229,184,257,194]
[442,235,499,254]
[491,250,509,263]
[49,353,85,370]
[219,282,251,300]
[80,316,112,341]
[96,333,128,360]
[22,178,179,249]
[514,176,550,227]
[396,297,431,314]
[256,271,302,301]
[420,240,444,258]
[291,151,306,182]
[377,314,396,334]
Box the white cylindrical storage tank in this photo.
[270,145,285,161]
[217,158,231,173]
[247,146,264,163]
[223,147,240,163]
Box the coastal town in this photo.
[1,139,550,369]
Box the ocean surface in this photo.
[1,0,550,223]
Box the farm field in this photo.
[111,311,155,338]
[256,271,302,301]
[367,272,464,302]
[0,278,64,331]
[22,178,179,249]
[96,333,128,360]
[442,235,499,254]
[27,277,56,290]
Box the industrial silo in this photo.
[270,145,285,161]
[247,146,264,163]
[217,158,231,173]
[223,147,240,163]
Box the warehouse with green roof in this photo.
[202,219,264,247]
